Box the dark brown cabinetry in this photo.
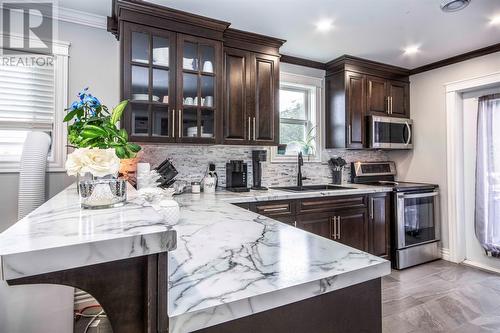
[346,72,366,149]
[366,76,388,115]
[110,1,284,145]
[120,20,223,143]
[334,209,368,250]
[240,194,390,257]
[388,80,410,117]
[251,200,295,226]
[297,195,368,250]
[223,47,250,143]
[325,56,411,148]
[222,29,282,145]
[368,193,391,259]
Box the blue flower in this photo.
[78,87,89,101]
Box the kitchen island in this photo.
[0,184,391,333]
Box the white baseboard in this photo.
[462,260,500,275]
[440,247,451,261]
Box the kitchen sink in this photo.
[271,184,353,192]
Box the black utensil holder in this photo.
[331,170,342,185]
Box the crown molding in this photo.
[54,6,108,30]
[18,3,108,30]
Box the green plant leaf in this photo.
[82,124,108,137]
[63,109,79,122]
[126,143,141,153]
[118,128,128,141]
[110,100,128,125]
[81,129,102,139]
[115,146,127,159]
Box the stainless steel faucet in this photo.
[297,152,308,187]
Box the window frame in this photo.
[271,71,324,163]
[0,33,70,173]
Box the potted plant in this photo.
[64,88,141,208]
[295,126,316,157]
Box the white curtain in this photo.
[475,94,500,257]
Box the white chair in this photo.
[0,132,74,333]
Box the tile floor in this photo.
[382,260,500,332]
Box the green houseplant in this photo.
[64,87,140,159]
[64,88,141,209]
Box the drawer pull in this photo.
[262,207,289,213]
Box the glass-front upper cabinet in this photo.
[177,34,220,143]
[123,23,176,142]
[122,23,221,143]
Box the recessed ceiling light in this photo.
[315,19,333,32]
[490,15,500,26]
[403,45,420,55]
[440,0,471,13]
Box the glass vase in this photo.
[78,175,127,209]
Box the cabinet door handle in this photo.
[294,220,297,228]
[337,216,341,239]
[390,97,393,114]
[178,110,182,137]
[331,217,336,239]
[253,117,256,141]
[387,97,390,114]
[172,109,175,138]
[248,117,251,141]
[370,198,374,219]
[347,125,352,145]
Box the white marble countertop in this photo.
[0,182,391,333]
[0,183,177,280]
[167,183,392,332]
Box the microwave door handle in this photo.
[405,122,412,145]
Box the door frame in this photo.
[445,71,500,264]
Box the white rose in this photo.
[66,148,120,177]
[65,148,87,176]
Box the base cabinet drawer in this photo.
[297,195,367,214]
[250,200,295,218]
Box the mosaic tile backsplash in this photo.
[139,145,389,188]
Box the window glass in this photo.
[278,84,316,157]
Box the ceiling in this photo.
[59,0,500,68]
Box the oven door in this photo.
[369,116,413,149]
[395,189,440,249]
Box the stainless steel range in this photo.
[351,161,441,269]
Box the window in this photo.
[0,34,69,172]
[272,72,322,162]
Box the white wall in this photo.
[387,51,500,250]
[0,19,119,232]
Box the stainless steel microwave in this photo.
[368,116,413,149]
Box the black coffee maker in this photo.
[226,160,250,192]
[251,150,268,190]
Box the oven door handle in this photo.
[402,191,438,199]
